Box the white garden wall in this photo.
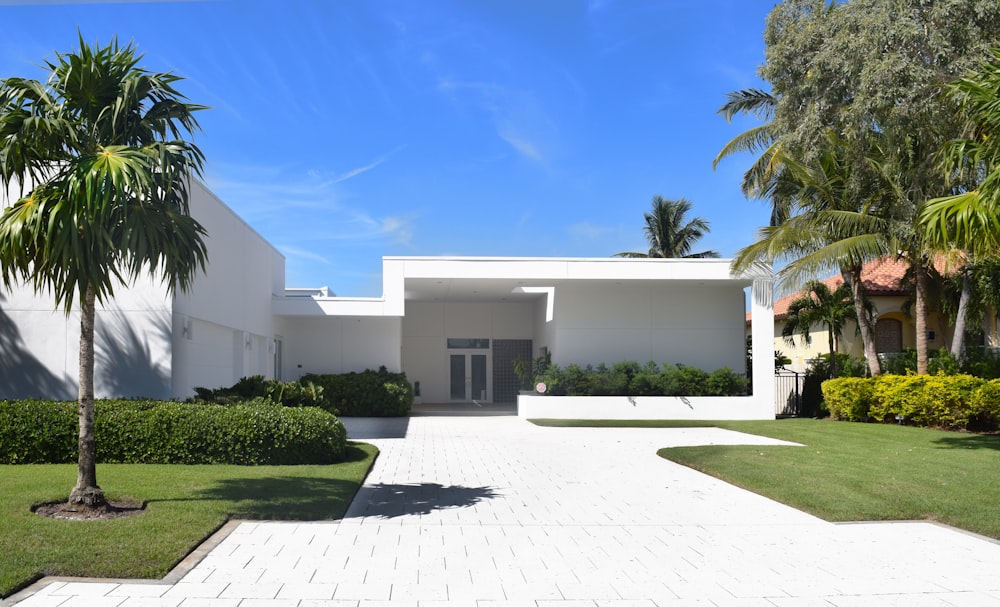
[518,394,774,420]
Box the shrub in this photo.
[0,399,347,464]
[801,354,868,417]
[706,367,749,396]
[821,377,875,421]
[960,347,1000,379]
[193,375,327,409]
[0,400,77,464]
[303,366,413,417]
[868,374,990,430]
[881,348,961,376]
[531,360,748,397]
[820,373,1000,432]
[970,379,1000,431]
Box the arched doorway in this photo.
[875,317,903,353]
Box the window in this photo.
[875,318,903,353]
[447,338,490,349]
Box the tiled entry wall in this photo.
[493,339,532,403]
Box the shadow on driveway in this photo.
[347,482,499,518]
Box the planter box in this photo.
[517,394,774,420]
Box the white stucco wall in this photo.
[0,275,173,400]
[275,315,402,380]
[550,283,746,372]
[169,180,285,396]
[401,301,534,403]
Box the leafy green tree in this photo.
[782,280,859,378]
[923,47,1000,257]
[741,0,1000,374]
[0,36,207,507]
[732,132,891,375]
[615,196,719,259]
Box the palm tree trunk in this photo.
[914,261,930,375]
[827,329,837,378]
[69,285,105,507]
[951,270,971,360]
[846,268,881,376]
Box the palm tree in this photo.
[0,36,208,508]
[922,46,1000,257]
[712,89,799,225]
[782,280,859,378]
[615,196,719,258]
[731,133,891,375]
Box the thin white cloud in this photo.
[498,132,543,162]
[437,79,552,165]
[567,222,613,239]
[277,246,331,265]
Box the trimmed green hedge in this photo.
[822,375,1000,431]
[534,361,749,397]
[0,399,347,464]
[302,367,413,417]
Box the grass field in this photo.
[0,442,377,598]
[532,418,1000,539]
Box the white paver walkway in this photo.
[8,415,1000,606]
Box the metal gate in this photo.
[775,368,804,417]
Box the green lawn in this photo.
[0,442,377,598]
[531,418,1000,539]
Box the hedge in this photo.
[193,375,328,409]
[0,399,347,465]
[534,361,749,397]
[302,367,413,417]
[822,375,1000,431]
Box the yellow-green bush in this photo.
[821,377,875,421]
[822,374,1000,431]
[970,379,1000,431]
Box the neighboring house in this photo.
[2,180,775,416]
[759,257,988,373]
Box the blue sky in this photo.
[2,0,776,296]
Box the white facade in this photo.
[1,183,775,418]
[1,180,283,399]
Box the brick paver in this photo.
[7,415,1000,606]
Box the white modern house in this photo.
[1,180,775,419]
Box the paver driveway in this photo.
[9,415,1000,606]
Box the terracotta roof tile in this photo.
[748,256,952,322]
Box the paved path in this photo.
[9,416,1000,606]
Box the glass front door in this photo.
[449,352,489,402]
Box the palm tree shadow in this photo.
[150,445,373,520]
[932,433,1000,451]
[347,482,500,519]
[0,293,74,399]
[95,309,171,399]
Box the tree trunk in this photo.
[951,270,971,360]
[827,328,837,378]
[69,285,105,507]
[846,268,881,376]
[914,261,930,375]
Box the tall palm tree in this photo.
[615,196,719,259]
[0,36,208,508]
[731,133,891,375]
[712,89,798,225]
[782,280,859,378]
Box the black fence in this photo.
[774,368,804,417]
